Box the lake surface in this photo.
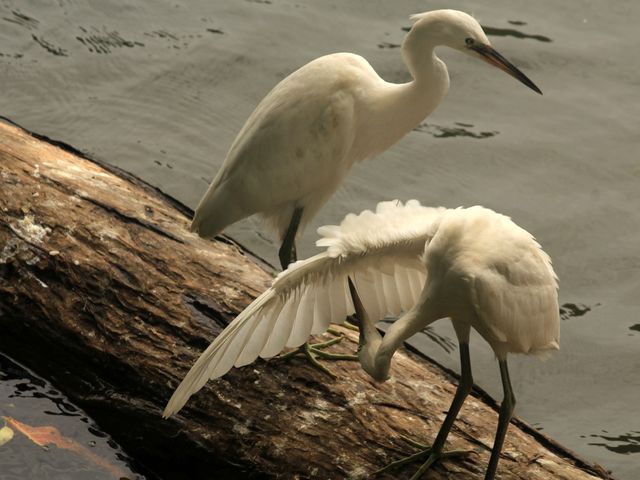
[0,354,142,479]
[0,0,638,478]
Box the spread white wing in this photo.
[164,200,446,417]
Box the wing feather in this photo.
[406,268,422,303]
[261,292,299,358]
[353,269,381,322]
[210,312,263,379]
[327,274,347,322]
[287,287,315,348]
[235,298,281,367]
[395,266,416,311]
[311,282,332,335]
[371,270,388,318]
[164,200,446,417]
[381,271,402,316]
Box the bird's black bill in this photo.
[470,44,542,95]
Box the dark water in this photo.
[0,0,639,478]
[0,354,141,479]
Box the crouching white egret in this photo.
[165,200,560,480]
[191,9,541,270]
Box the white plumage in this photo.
[165,200,442,416]
[164,201,559,421]
[189,10,541,269]
[419,205,559,360]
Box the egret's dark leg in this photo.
[347,277,366,348]
[278,209,358,377]
[376,343,473,478]
[278,207,303,269]
[429,343,473,449]
[484,359,516,480]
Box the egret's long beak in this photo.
[470,43,542,95]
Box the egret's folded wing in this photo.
[468,225,560,357]
[164,200,446,417]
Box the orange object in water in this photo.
[3,416,130,479]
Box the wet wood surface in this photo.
[0,120,612,479]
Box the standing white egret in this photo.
[164,200,560,480]
[192,9,541,372]
[191,9,541,271]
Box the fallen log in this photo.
[0,119,612,479]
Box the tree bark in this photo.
[0,119,612,480]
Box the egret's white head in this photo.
[408,10,541,94]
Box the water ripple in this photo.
[481,25,552,43]
[76,27,144,54]
[413,122,499,139]
[559,302,594,320]
[31,35,68,56]
[0,354,142,479]
[378,42,401,49]
[586,431,640,455]
[400,23,552,43]
[3,10,39,30]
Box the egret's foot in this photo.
[278,335,358,378]
[310,337,359,361]
[399,434,431,450]
[342,315,360,331]
[375,442,471,478]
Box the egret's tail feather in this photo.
[189,181,251,239]
[188,217,201,233]
[189,211,227,238]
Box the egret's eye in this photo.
[465,37,475,46]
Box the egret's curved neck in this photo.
[359,295,440,382]
[402,29,448,87]
[350,37,449,163]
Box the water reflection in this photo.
[586,431,640,455]
[32,36,68,56]
[0,354,142,479]
[378,42,401,49]
[76,27,145,54]
[481,25,552,43]
[2,356,79,418]
[420,326,456,353]
[400,23,552,43]
[559,302,594,320]
[4,11,224,58]
[413,122,499,139]
[3,9,39,29]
